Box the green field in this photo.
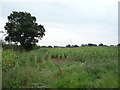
[2,46,119,88]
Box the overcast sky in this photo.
[0,0,119,46]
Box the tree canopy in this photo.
[4,11,45,49]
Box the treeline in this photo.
[1,42,120,50]
[43,43,120,48]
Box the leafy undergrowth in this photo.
[2,46,119,88]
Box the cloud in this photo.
[38,21,118,46]
[0,0,118,45]
[0,0,78,3]
[1,0,119,3]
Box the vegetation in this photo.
[4,11,45,49]
[2,46,118,88]
[2,10,119,89]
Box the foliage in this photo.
[4,11,45,49]
[118,43,120,46]
[66,44,71,47]
[88,43,97,46]
[98,43,104,46]
[2,46,118,88]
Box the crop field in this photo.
[2,46,119,88]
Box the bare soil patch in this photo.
[52,58,69,64]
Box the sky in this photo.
[0,0,119,46]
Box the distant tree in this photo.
[48,46,52,48]
[81,44,84,47]
[73,45,79,47]
[54,46,58,48]
[81,44,87,47]
[4,11,45,49]
[110,45,114,46]
[66,44,71,47]
[103,45,108,47]
[42,46,47,48]
[98,43,104,46]
[88,43,97,46]
[117,43,120,46]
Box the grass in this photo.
[2,46,119,88]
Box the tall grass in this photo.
[2,46,118,88]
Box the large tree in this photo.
[4,11,45,49]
